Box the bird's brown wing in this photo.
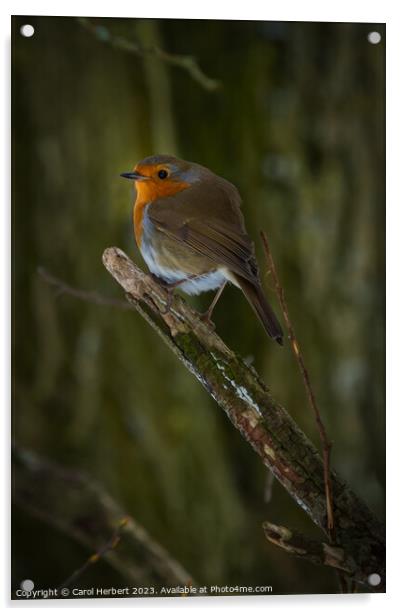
[147,179,260,283]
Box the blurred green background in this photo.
[12,16,385,595]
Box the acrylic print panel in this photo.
[11,15,385,599]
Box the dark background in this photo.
[12,16,385,595]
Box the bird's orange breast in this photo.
[133,178,190,247]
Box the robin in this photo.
[121,155,283,344]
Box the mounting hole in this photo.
[20,24,35,38]
[367,31,381,45]
[367,573,381,586]
[20,579,35,591]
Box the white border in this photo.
[0,0,393,21]
[2,1,401,614]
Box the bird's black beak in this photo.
[120,171,150,181]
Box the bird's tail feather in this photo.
[234,275,283,345]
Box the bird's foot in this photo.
[198,280,227,330]
[161,288,175,314]
[199,310,216,330]
[152,274,201,315]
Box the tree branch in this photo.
[12,445,194,588]
[262,522,367,584]
[77,17,221,92]
[101,247,385,591]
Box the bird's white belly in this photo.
[140,239,228,295]
[140,205,229,296]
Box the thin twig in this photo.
[37,267,133,311]
[260,232,335,537]
[264,470,275,504]
[57,517,129,591]
[77,17,221,92]
[260,232,350,593]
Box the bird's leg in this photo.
[200,281,227,327]
[152,274,199,314]
[163,282,180,314]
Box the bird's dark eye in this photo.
[158,169,168,180]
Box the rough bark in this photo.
[102,247,385,591]
[263,522,371,586]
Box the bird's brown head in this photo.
[121,154,201,202]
